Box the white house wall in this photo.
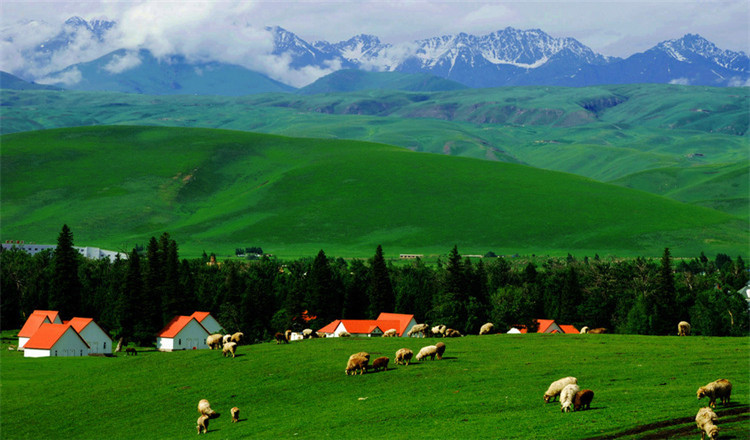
[18,337,29,350]
[52,329,90,356]
[159,321,209,351]
[79,324,113,354]
[156,337,174,351]
[199,316,222,334]
[24,348,51,358]
[401,319,418,337]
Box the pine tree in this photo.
[49,224,82,317]
[368,245,395,318]
[307,250,340,322]
[140,236,163,339]
[653,247,678,334]
[118,248,142,341]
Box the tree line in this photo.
[1,226,747,344]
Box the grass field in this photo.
[1,125,746,259]
[1,333,747,439]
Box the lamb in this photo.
[416,345,438,361]
[230,332,244,345]
[196,414,210,434]
[435,342,446,360]
[345,355,369,375]
[479,322,495,335]
[678,321,691,336]
[560,384,580,413]
[408,323,430,337]
[445,328,463,337]
[206,334,224,350]
[431,324,447,337]
[588,328,607,334]
[371,357,390,372]
[544,377,578,403]
[198,399,220,419]
[579,326,589,334]
[231,407,240,423]
[274,332,289,344]
[574,389,594,411]
[382,328,398,337]
[395,348,413,365]
[695,407,720,440]
[697,379,732,408]
[223,341,237,358]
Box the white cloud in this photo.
[103,50,141,74]
[727,76,750,87]
[669,78,691,85]
[36,67,82,86]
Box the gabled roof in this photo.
[157,316,208,338]
[376,313,415,336]
[33,310,61,323]
[190,311,211,322]
[318,320,341,334]
[558,325,579,334]
[24,323,90,350]
[67,317,94,333]
[18,313,52,337]
[536,319,556,333]
[338,320,384,335]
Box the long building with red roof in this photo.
[318,313,418,337]
[24,323,90,358]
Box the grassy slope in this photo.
[1,125,746,259]
[1,334,748,439]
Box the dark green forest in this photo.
[2,226,747,343]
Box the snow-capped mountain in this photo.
[655,34,748,72]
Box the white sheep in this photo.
[395,348,413,365]
[223,341,237,358]
[560,383,580,412]
[222,334,232,345]
[196,414,210,434]
[695,407,719,440]
[416,345,438,361]
[579,326,589,334]
[382,328,398,337]
[431,324,447,337]
[198,399,219,419]
[697,379,732,408]
[678,321,691,336]
[408,323,430,338]
[206,334,223,350]
[231,407,240,423]
[479,322,494,335]
[544,376,578,403]
[230,332,244,345]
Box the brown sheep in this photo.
[395,348,413,365]
[678,321,691,336]
[588,328,607,334]
[125,347,137,356]
[274,332,288,344]
[223,342,237,358]
[197,414,210,434]
[231,407,240,423]
[206,334,224,350]
[697,379,732,408]
[574,389,594,411]
[198,399,220,419]
[695,407,719,440]
[230,332,244,345]
[371,357,390,372]
[435,342,446,360]
[346,355,369,375]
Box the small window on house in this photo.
[55,350,58,356]
[178,339,182,345]
[80,349,83,356]
[103,342,107,349]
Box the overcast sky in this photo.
[2,0,748,57]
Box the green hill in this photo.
[297,69,468,94]
[0,126,745,258]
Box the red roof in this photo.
[157,316,207,338]
[376,313,415,336]
[18,313,51,337]
[318,320,341,334]
[190,311,211,322]
[24,323,89,350]
[516,320,577,334]
[33,310,61,323]
[559,325,579,334]
[338,320,384,335]
[536,319,556,333]
[67,317,94,333]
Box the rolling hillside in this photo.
[0,126,745,258]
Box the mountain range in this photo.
[3,17,749,94]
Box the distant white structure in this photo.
[1,241,127,262]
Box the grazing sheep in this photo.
[284,329,292,342]
[231,407,240,423]
[395,348,413,365]
[198,399,220,419]
[337,331,351,337]
[196,414,210,434]
[371,357,390,372]
[223,342,237,358]
[445,328,463,338]
[588,328,607,334]
[230,332,244,345]
[383,328,398,337]
[125,347,137,356]
[544,377,578,403]
[416,345,438,361]
[316,332,326,338]
[302,328,320,339]
[345,355,369,375]
[222,334,232,345]
[574,389,594,411]
[274,332,288,344]
[435,342,446,360]
[408,323,430,338]
[695,407,719,440]
[579,326,589,334]
[479,323,495,335]
[678,321,691,336]
[697,379,732,408]
[431,325,447,337]
[349,352,370,361]
[207,334,224,350]
[560,384,581,413]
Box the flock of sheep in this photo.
[206,332,244,358]
[344,340,447,375]
[196,399,239,434]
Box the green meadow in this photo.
[1,334,748,439]
[1,125,745,259]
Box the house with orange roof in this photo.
[376,313,418,337]
[24,323,90,358]
[511,319,578,334]
[66,317,113,354]
[18,313,52,350]
[156,315,210,351]
[189,311,223,334]
[31,310,63,324]
[317,313,418,338]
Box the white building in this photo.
[1,242,127,262]
[17,310,62,350]
[24,323,90,358]
[156,316,210,351]
[190,311,223,334]
[67,317,113,354]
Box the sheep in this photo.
[697,379,732,408]
[544,377,578,403]
[579,326,589,334]
[196,414,210,434]
[408,323,430,338]
[345,355,369,375]
[445,328,463,338]
[435,342,446,360]
[574,389,594,411]
[284,329,292,342]
[231,407,240,423]
[316,332,327,338]
[223,341,237,358]
[222,334,232,345]
[395,348,413,365]
[206,334,224,350]
[230,332,244,345]
[431,324,447,337]
[337,331,351,337]
[416,345,438,361]
[382,328,398,337]
[274,332,289,344]
[479,322,495,335]
[678,321,691,336]
[560,384,580,413]
[125,347,137,356]
[302,328,319,339]
[371,357,390,372]
[695,407,720,440]
[349,352,370,361]
[198,399,220,419]
[588,328,607,334]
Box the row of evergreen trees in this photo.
[1,225,747,344]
